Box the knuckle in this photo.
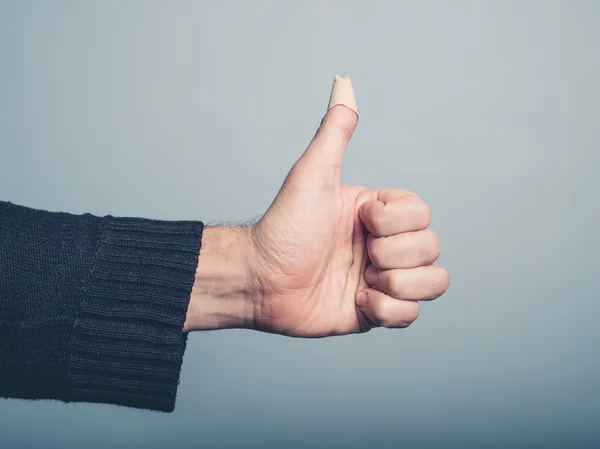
[388,272,405,297]
[428,266,450,299]
[386,270,415,300]
[379,188,414,202]
[436,267,450,294]
[375,301,394,328]
[408,195,431,227]
[367,235,386,268]
[323,114,354,141]
[422,229,441,262]
[369,209,384,235]
[401,303,421,328]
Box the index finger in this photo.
[358,189,431,237]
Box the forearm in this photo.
[184,226,261,332]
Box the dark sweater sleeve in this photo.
[0,201,203,412]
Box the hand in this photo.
[184,76,449,337]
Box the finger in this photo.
[364,264,449,301]
[367,228,441,270]
[359,190,431,237]
[356,288,420,329]
[300,75,359,170]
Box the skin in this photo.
[183,105,449,337]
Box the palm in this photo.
[252,163,377,337]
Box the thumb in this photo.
[299,75,359,170]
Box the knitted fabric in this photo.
[0,201,203,412]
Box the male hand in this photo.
[185,76,449,337]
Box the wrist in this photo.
[183,226,261,332]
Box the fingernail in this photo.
[356,292,368,307]
[365,267,378,285]
[328,75,359,115]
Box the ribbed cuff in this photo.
[66,216,204,412]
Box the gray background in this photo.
[1,1,599,448]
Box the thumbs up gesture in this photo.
[186,76,449,337]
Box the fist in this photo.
[355,188,449,331]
